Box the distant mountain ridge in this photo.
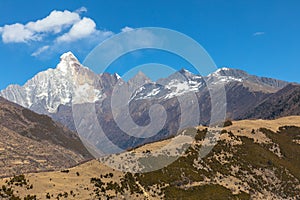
[0,52,288,115]
[1,52,297,151]
[243,83,300,119]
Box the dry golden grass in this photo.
[230,116,300,132]
[0,160,125,199]
[1,116,300,199]
[220,116,300,144]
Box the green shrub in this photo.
[223,119,233,127]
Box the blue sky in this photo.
[0,0,300,89]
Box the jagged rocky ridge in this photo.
[1,52,294,151]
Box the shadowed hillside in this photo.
[243,84,300,119]
[0,97,92,177]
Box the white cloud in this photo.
[121,26,134,32]
[253,32,265,36]
[31,45,50,57]
[0,7,115,57]
[0,9,81,43]
[1,23,36,43]
[75,7,88,14]
[57,17,114,43]
[26,10,80,33]
[56,17,97,42]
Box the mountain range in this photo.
[1,52,299,152]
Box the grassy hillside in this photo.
[1,116,300,199]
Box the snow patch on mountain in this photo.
[207,67,244,85]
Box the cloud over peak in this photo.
[0,10,82,43]
[0,8,113,45]
[56,17,97,43]
[0,8,137,58]
[1,7,115,57]
[26,10,80,33]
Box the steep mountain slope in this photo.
[224,82,272,119]
[1,116,300,199]
[243,84,300,119]
[0,52,117,114]
[0,97,91,177]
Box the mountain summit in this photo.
[1,52,105,114]
[56,51,81,74]
[60,51,78,62]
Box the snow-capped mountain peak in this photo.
[219,67,230,71]
[0,52,107,114]
[56,51,81,74]
[114,73,121,80]
[209,67,233,76]
[60,51,78,61]
[178,68,192,74]
[209,67,249,78]
[205,67,290,91]
[214,67,230,73]
[207,67,244,84]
